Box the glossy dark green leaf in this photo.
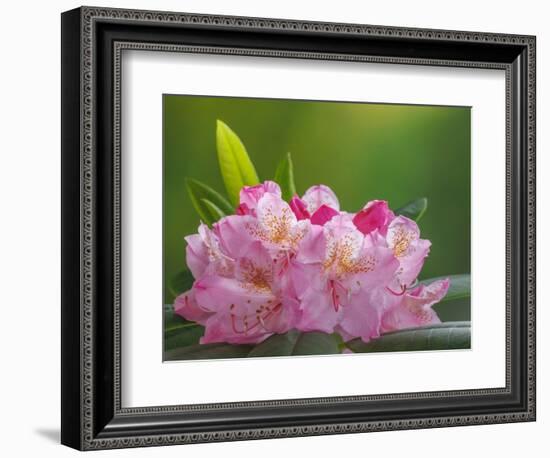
[163,304,204,350]
[164,303,186,331]
[248,330,341,357]
[164,342,253,361]
[346,321,470,353]
[185,177,233,225]
[433,297,471,322]
[395,197,428,221]
[273,152,297,202]
[421,274,470,303]
[201,198,226,222]
[216,120,260,206]
[169,270,194,298]
[165,323,204,351]
[165,329,342,361]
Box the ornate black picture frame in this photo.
[61,6,536,450]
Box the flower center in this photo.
[391,227,415,257]
[239,259,272,293]
[323,234,376,278]
[261,207,293,244]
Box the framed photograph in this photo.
[61,6,536,450]
[161,95,472,362]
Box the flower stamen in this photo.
[386,284,407,296]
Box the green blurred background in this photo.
[163,95,471,321]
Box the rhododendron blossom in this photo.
[174,181,449,345]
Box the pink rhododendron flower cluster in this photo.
[174,181,450,345]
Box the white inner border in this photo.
[121,51,506,408]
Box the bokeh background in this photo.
[163,95,471,321]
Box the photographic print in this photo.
[163,95,471,361]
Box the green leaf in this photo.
[169,270,194,298]
[201,198,226,222]
[165,323,204,351]
[164,342,253,361]
[216,120,260,205]
[433,297,470,322]
[395,197,428,221]
[420,274,470,303]
[185,178,233,225]
[346,321,470,353]
[273,152,297,202]
[163,328,341,361]
[163,304,204,351]
[248,330,341,357]
[164,303,194,330]
[164,303,187,332]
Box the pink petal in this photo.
[234,241,273,286]
[295,288,342,334]
[239,180,281,213]
[351,242,400,292]
[198,275,298,345]
[289,195,311,220]
[200,312,271,345]
[197,281,297,345]
[397,238,431,287]
[380,278,449,333]
[213,214,258,259]
[324,213,359,238]
[255,193,298,249]
[184,233,209,279]
[173,289,212,324]
[386,216,431,287]
[338,289,382,342]
[323,215,386,284]
[322,215,364,269]
[302,184,340,213]
[266,296,301,334]
[353,200,395,235]
[407,278,450,306]
[295,224,326,264]
[185,223,232,278]
[310,204,339,226]
[386,216,420,257]
[194,274,273,316]
[262,180,282,196]
[288,261,325,299]
[236,202,252,216]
